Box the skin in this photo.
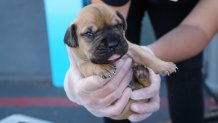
[148,0,218,62]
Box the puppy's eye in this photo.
[83,31,94,38]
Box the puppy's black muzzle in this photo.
[91,38,127,64]
[90,26,128,64]
[104,36,120,52]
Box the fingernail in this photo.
[131,93,142,100]
[126,88,132,95]
[126,58,132,63]
[131,104,139,112]
[128,116,134,122]
[128,116,139,122]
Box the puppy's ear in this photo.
[116,11,127,31]
[64,24,78,47]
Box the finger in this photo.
[149,68,161,83]
[112,58,132,82]
[103,88,132,117]
[128,112,152,122]
[99,70,133,106]
[94,58,132,96]
[131,94,160,114]
[77,57,131,91]
[78,75,108,91]
[131,69,161,100]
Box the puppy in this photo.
[64,3,177,120]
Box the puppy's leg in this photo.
[128,42,177,75]
[79,61,116,79]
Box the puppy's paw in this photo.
[98,64,116,79]
[154,62,177,76]
[132,64,151,87]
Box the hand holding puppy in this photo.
[64,47,133,117]
[65,47,161,122]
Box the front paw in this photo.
[98,64,117,79]
[154,62,178,76]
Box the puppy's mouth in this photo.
[90,37,128,64]
[108,54,122,62]
[90,52,124,64]
[90,47,127,64]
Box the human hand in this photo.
[64,47,133,117]
[126,46,161,122]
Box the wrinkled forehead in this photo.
[75,5,121,33]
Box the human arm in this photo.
[148,0,218,62]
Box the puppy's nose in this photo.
[107,40,119,50]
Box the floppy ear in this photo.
[116,11,127,31]
[64,24,78,47]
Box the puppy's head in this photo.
[64,3,128,64]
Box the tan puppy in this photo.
[64,3,177,120]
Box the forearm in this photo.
[148,0,218,62]
[148,24,211,62]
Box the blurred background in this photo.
[0,0,218,123]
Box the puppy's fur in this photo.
[64,3,177,120]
